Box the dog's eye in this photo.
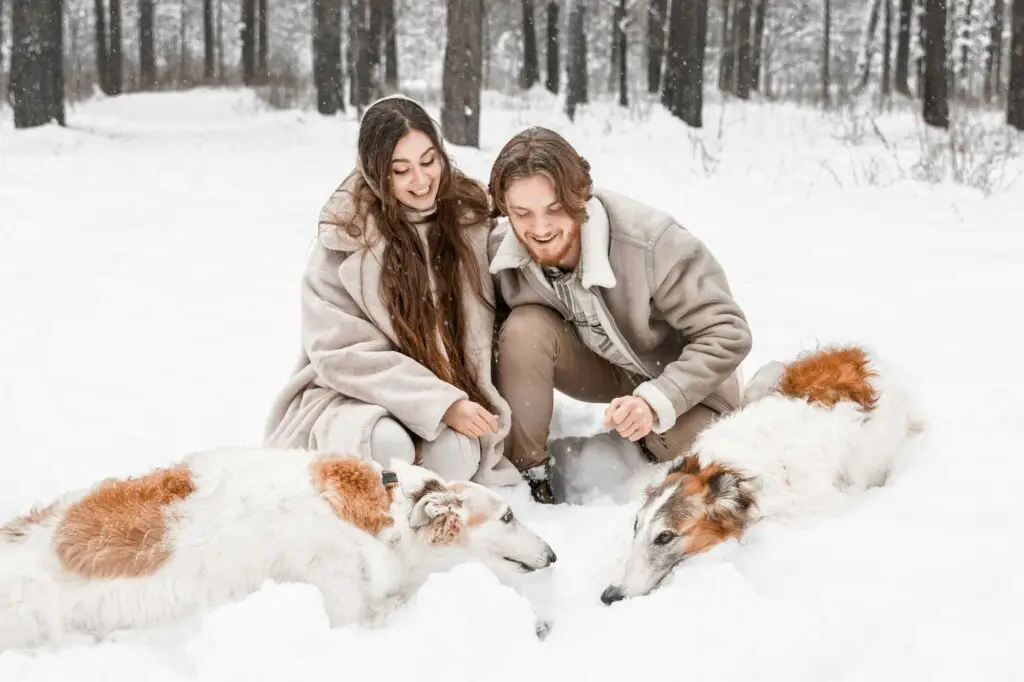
[500,509,514,524]
[633,516,639,534]
[653,531,676,546]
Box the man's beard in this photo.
[523,222,581,268]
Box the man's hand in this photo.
[443,399,500,438]
[603,396,656,442]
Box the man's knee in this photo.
[642,404,719,462]
[369,417,416,468]
[498,305,563,361]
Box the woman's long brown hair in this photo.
[327,97,493,410]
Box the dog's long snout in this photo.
[600,585,624,606]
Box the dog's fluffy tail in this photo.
[846,349,923,488]
[0,570,63,651]
[0,521,65,651]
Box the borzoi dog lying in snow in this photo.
[601,345,922,604]
[0,449,556,650]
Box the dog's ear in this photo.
[665,453,701,476]
[409,483,466,544]
[704,467,758,523]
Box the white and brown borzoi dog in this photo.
[601,345,922,604]
[0,449,556,650]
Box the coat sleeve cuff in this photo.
[413,391,467,441]
[633,382,678,435]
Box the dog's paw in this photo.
[534,619,553,641]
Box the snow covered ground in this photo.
[1,89,1022,681]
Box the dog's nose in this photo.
[545,548,557,565]
[600,585,624,606]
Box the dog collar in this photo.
[381,470,399,491]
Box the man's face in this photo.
[504,174,581,269]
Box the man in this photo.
[487,127,752,504]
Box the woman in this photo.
[263,95,520,486]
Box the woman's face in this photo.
[389,129,442,211]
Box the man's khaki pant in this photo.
[496,305,720,472]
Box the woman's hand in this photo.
[442,399,500,438]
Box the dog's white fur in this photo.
[0,448,555,651]
[605,346,922,601]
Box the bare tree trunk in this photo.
[368,0,383,96]
[10,0,64,127]
[663,0,680,108]
[914,0,925,97]
[545,0,559,93]
[686,0,709,122]
[361,0,375,99]
[0,0,5,98]
[959,0,973,100]
[520,0,539,88]
[313,0,344,113]
[348,0,372,107]
[733,0,751,98]
[108,0,122,94]
[442,0,484,146]
[664,0,707,126]
[139,0,155,88]
[348,0,358,106]
[257,0,268,83]
[647,0,667,93]
[882,0,892,98]
[944,0,954,97]
[922,0,949,128]
[383,0,398,92]
[217,0,224,81]
[718,0,733,92]
[204,0,215,81]
[751,0,767,91]
[69,8,81,98]
[895,0,912,95]
[823,0,831,107]
[50,0,63,120]
[985,0,1005,100]
[368,0,381,70]
[350,0,372,107]
[857,0,882,92]
[1009,0,1024,130]
[613,0,627,105]
[241,0,255,85]
[180,0,189,85]
[95,0,109,94]
[565,0,587,120]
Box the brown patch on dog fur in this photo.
[410,478,447,503]
[311,456,394,536]
[54,467,196,579]
[777,346,878,411]
[650,456,756,558]
[683,516,743,556]
[1,503,57,541]
[426,507,464,544]
[644,454,702,504]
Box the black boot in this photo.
[524,461,557,504]
[529,479,557,504]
